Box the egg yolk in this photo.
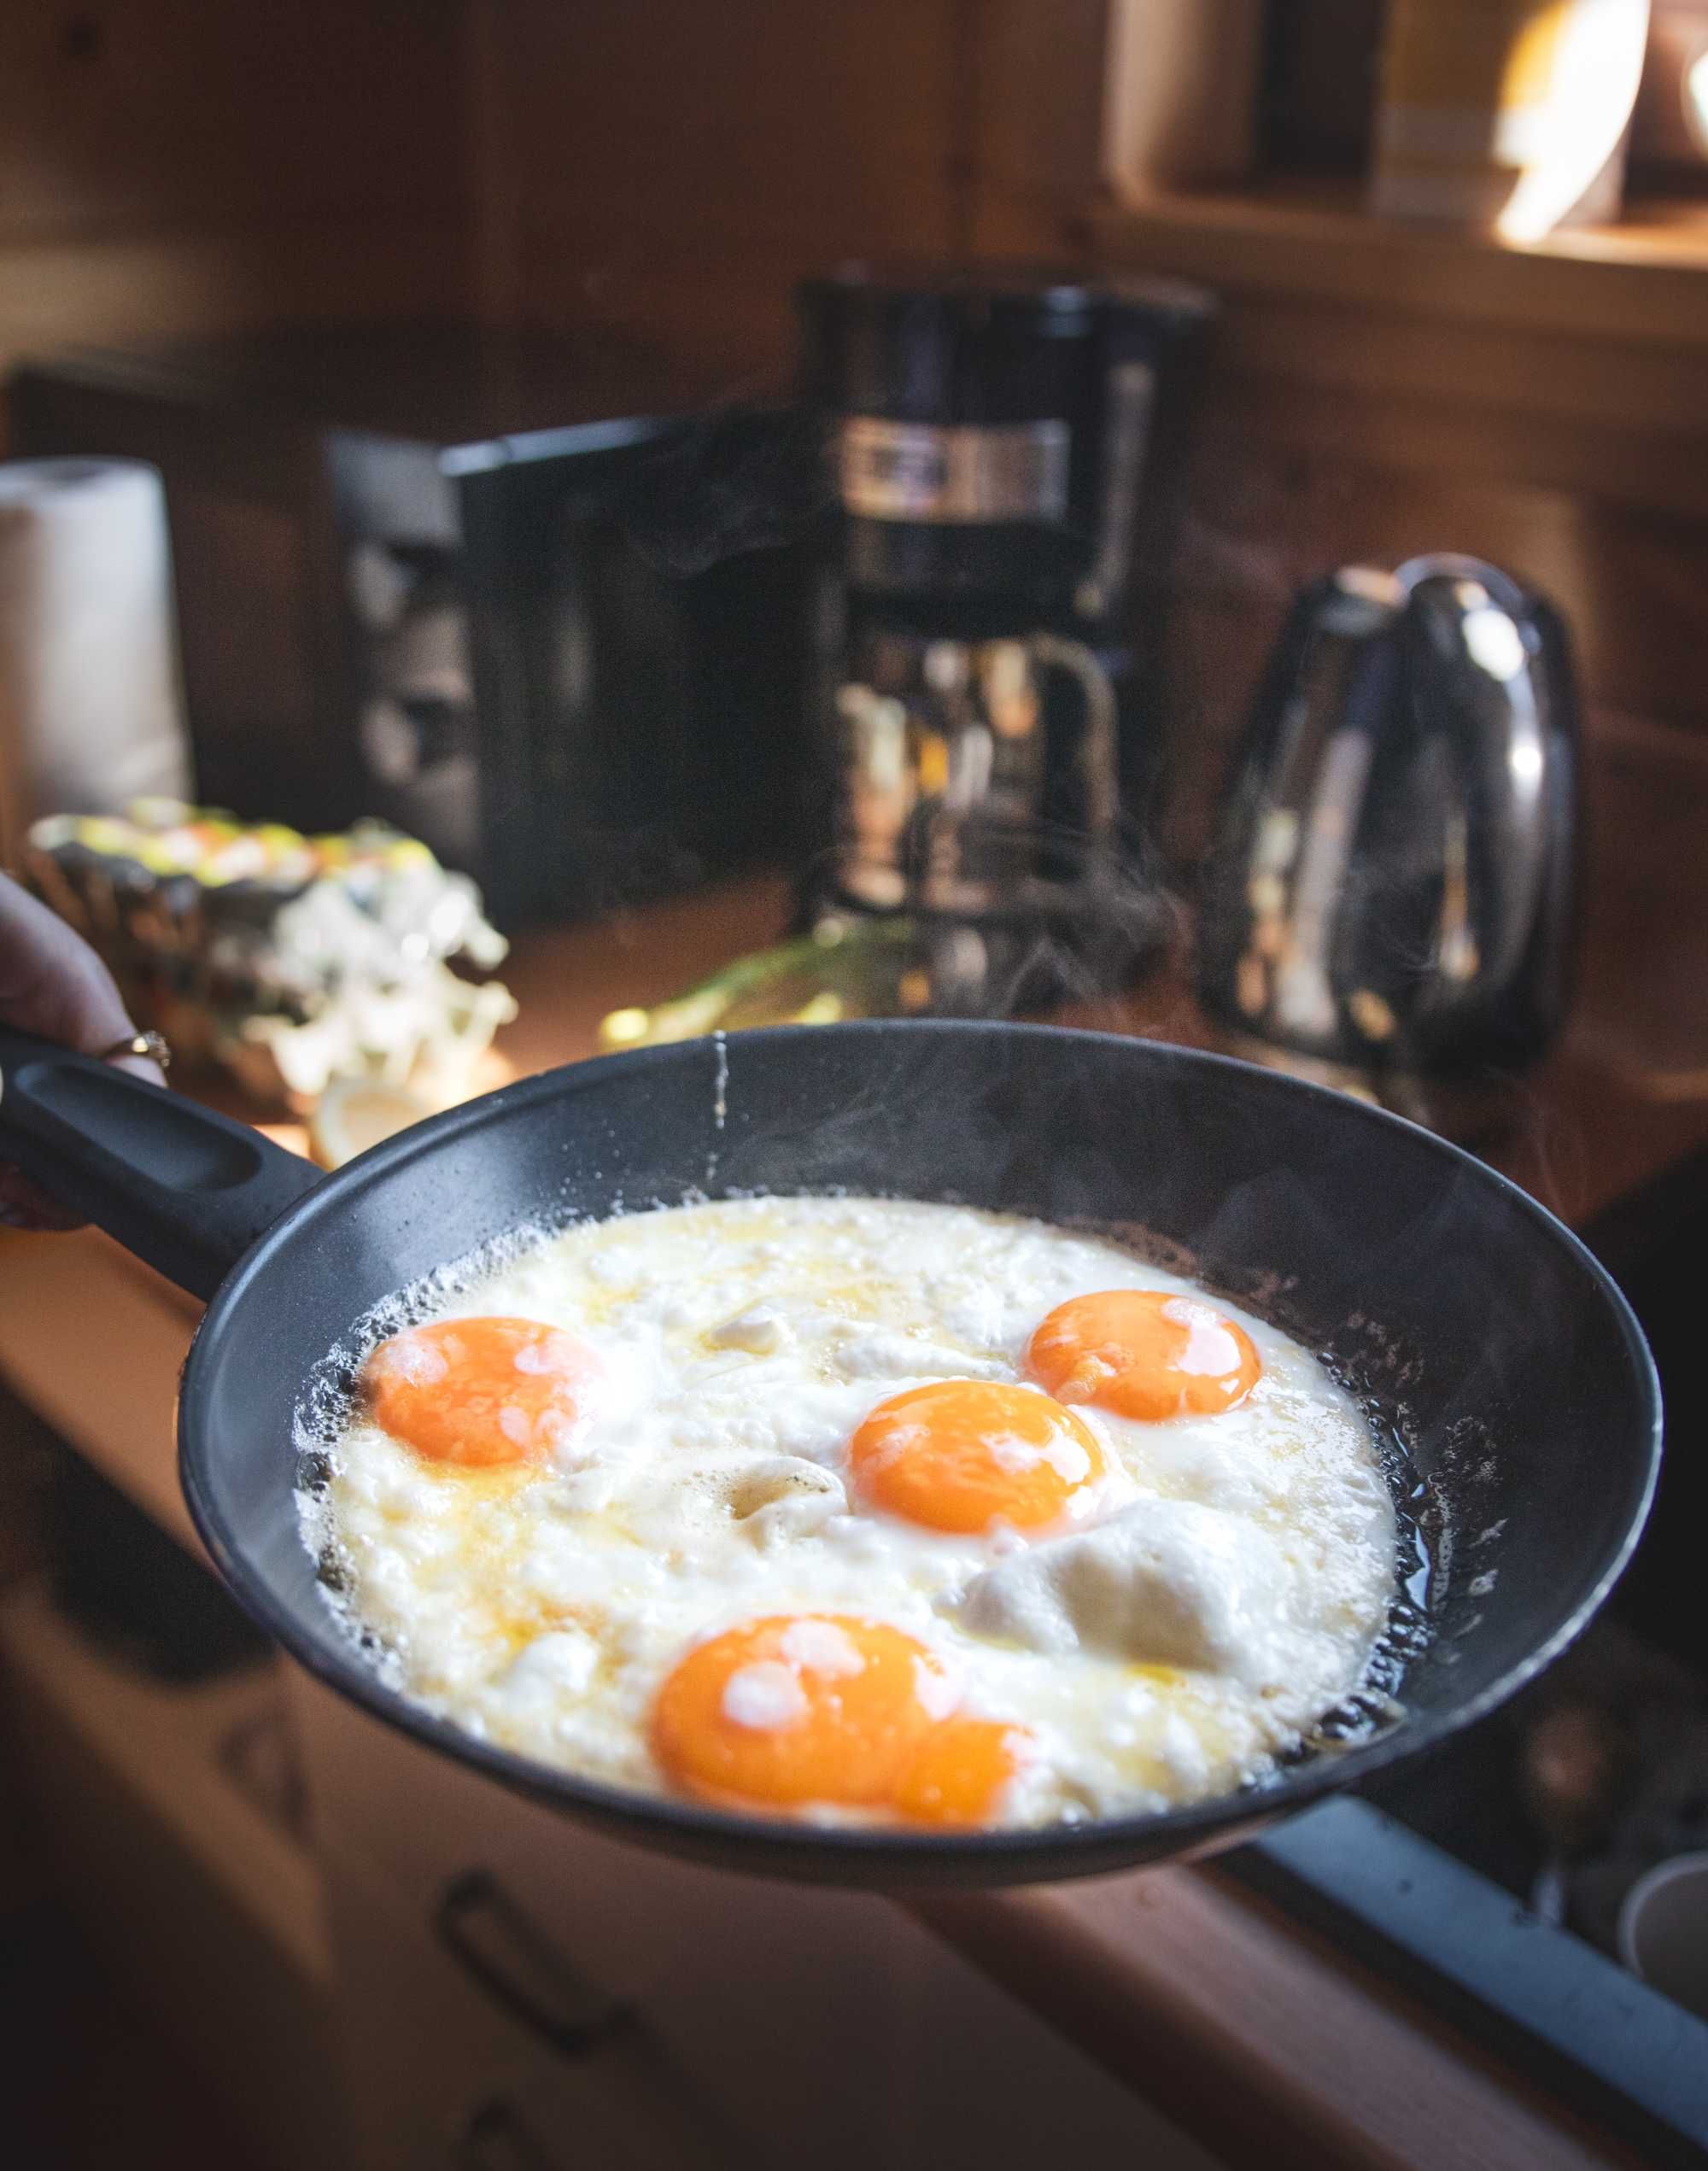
[891,1718,1028,1827]
[650,1614,1023,1824]
[1026,1289,1260,1421]
[847,1380,1103,1534]
[363,1317,600,1467]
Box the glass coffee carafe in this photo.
[830,618,1118,919]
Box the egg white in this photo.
[314,1197,1398,1827]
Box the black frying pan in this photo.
[0,1020,1661,1887]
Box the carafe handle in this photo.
[1026,633,1120,844]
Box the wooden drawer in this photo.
[446,2063,699,2171]
[290,1670,1225,2171]
[1,1584,341,2171]
[294,1669,925,2168]
[319,1829,733,2171]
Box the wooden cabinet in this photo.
[288,1669,1227,2171]
[0,1581,344,2171]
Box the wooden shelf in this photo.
[1089,173,1708,348]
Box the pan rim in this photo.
[178,1021,1664,1885]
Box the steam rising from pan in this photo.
[617,402,834,578]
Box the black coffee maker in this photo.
[797,263,1212,1002]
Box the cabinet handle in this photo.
[436,1870,745,2169]
[436,1870,634,2058]
[452,2098,560,2171]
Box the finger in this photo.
[0,874,167,1227]
[0,875,166,1085]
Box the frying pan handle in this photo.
[0,1027,320,1302]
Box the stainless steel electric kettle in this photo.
[1196,555,1581,1083]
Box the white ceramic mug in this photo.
[1617,1851,1708,2021]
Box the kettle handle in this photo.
[0,1028,319,1301]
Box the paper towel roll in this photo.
[0,458,193,866]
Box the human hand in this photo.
[0,872,166,1229]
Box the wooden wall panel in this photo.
[0,1,471,394]
[1090,202,1708,803]
[1155,426,1708,851]
[0,225,465,380]
[962,0,1111,258]
[485,0,964,377]
[1207,293,1708,447]
[0,2,466,237]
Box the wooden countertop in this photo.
[497,710,1708,1239]
[4,704,1706,2170]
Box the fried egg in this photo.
[309,1197,1398,1829]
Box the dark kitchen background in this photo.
[3,6,1708,2170]
[0,0,1698,871]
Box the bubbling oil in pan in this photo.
[294,1185,1437,1834]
